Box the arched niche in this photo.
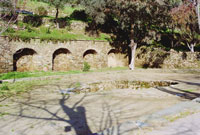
[83,49,98,69]
[13,48,37,72]
[52,48,72,71]
[107,49,128,68]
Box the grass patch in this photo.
[0,80,51,98]
[0,70,82,80]
[165,111,195,122]
[183,89,195,92]
[0,112,9,117]
[4,27,110,42]
[0,67,129,80]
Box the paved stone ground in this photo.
[0,69,199,135]
[146,112,200,135]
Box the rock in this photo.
[193,97,200,103]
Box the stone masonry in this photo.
[0,37,128,73]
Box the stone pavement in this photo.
[0,69,200,135]
[147,112,200,135]
[95,100,200,135]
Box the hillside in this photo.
[3,0,110,42]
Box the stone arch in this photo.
[52,48,72,71]
[13,48,37,72]
[83,49,98,69]
[107,49,128,68]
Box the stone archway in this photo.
[52,48,72,71]
[83,49,98,69]
[107,49,128,68]
[13,48,37,72]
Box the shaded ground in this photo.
[0,69,199,135]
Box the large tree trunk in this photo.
[129,39,137,70]
[187,43,195,52]
[197,0,200,30]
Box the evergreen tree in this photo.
[81,0,170,70]
[42,0,72,25]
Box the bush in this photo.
[0,85,9,91]
[70,10,89,22]
[6,27,15,33]
[82,62,90,72]
[23,15,43,27]
[36,6,48,16]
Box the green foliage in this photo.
[42,0,66,9]
[41,0,74,20]
[0,80,52,98]
[82,62,90,72]
[23,15,43,27]
[0,67,128,80]
[6,27,15,33]
[36,6,48,16]
[171,1,200,51]
[0,85,9,91]
[70,9,90,22]
[82,0,170,45]
[165,0,183,8]
[4,26,110,41]
[0,72,30,80]
[0,0,13,12]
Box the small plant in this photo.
[0,85,9,91]
[6,27,15,33]
[25,25,34,32]
[82,62,90,72]
[46,27,51,34]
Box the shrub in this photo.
[70,10,89,22]
[6,27,15,33]
[23,15,43,27]
[0,85,9,91]
[36,6,48,16]
[82,62,90,72]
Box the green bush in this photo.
[36,6,48,16]
[70,10,89,22]
[23,15,43,27]
[82,62,90,72]
[0,85,9,91]
[6,27,15,33]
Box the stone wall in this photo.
[135,47,200,69]
[1,38,200,73]
[0,37,128,73]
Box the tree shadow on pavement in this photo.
[4,83,137,135]
[156,85,200,100]
[173,80,200,87]
[8,85,93,135]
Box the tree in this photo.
[167,0,183,7]
[81,0,170,70]
[171,1,200,52]
[197,0,200,30]
[42,0,71,26]
[0,0,26,73]
[0,0,18,35]
[190,0,200,30]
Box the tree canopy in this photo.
[81,0,171,70]
[171,1,200,52]
[42,0,72,22]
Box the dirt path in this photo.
[0,69,199,135]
